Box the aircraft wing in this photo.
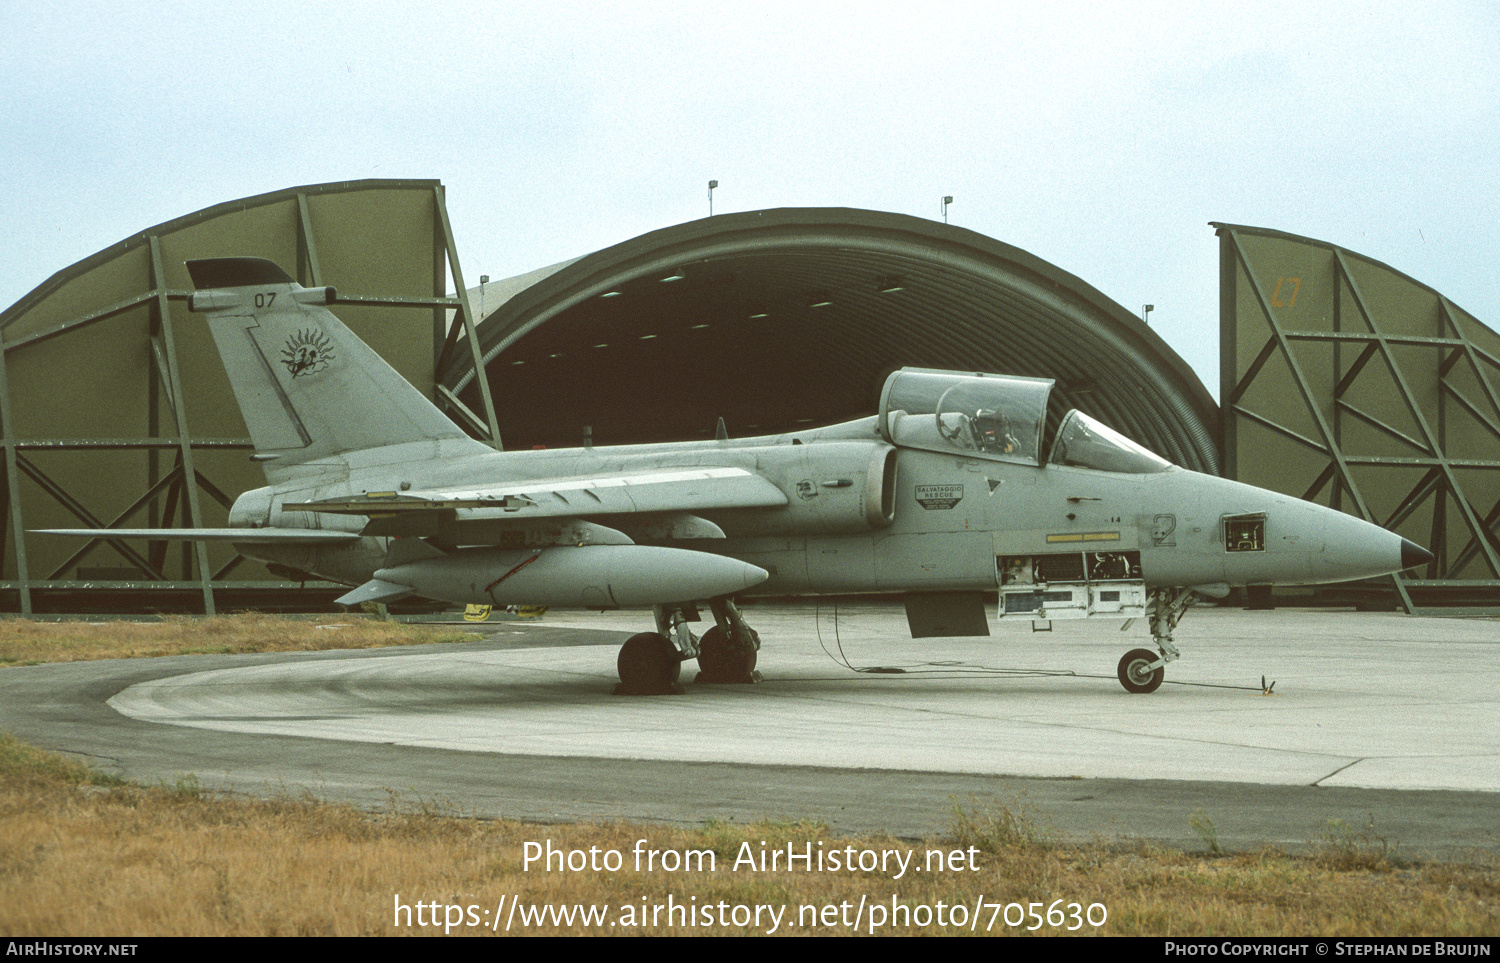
[34,528,362,543]
[286,466,789,519]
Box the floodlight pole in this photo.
[941,196,953,224]
[708,180,718,217]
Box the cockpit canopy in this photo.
[880,369,1052,465]
[878,368,1175,474]
[1049,409,1173,473]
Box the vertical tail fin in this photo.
[186,258,488,480]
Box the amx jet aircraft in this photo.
[42,259,1431,693]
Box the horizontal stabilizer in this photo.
[334,579,415,606]
[33,528,362,544]
[186,257,294,288]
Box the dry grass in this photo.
[0,734,1495,937]
[0,612,477,666]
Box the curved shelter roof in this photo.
[452,208,1221,473]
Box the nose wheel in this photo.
[1117,648,1164,694]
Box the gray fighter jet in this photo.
[40,258,1432,694]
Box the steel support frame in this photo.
[432,184,502,449]
[1219,225,1500,611]
[0,181,498,612]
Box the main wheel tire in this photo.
[696,625,759,684]
[616,632,682,694]
[1118,648,1165,694]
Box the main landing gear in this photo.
[1116,587,1196,694]
[613,597,762,696]
[616,632,683,695]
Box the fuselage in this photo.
[227,415,1415,604]
[165,270,1418,612]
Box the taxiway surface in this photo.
[2,603,1496,857]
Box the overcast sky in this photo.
[2,1,1495,392]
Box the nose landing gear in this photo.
[1116,587,1195,693]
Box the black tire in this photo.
[1118,648,1164,694]
[617,632,682,693]
[696,625,758,683]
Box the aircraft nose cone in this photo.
[1400,538,1434,570]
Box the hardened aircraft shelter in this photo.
[452,207,1221,476]
[1216,223,1500,611]
[0,180,492,613]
